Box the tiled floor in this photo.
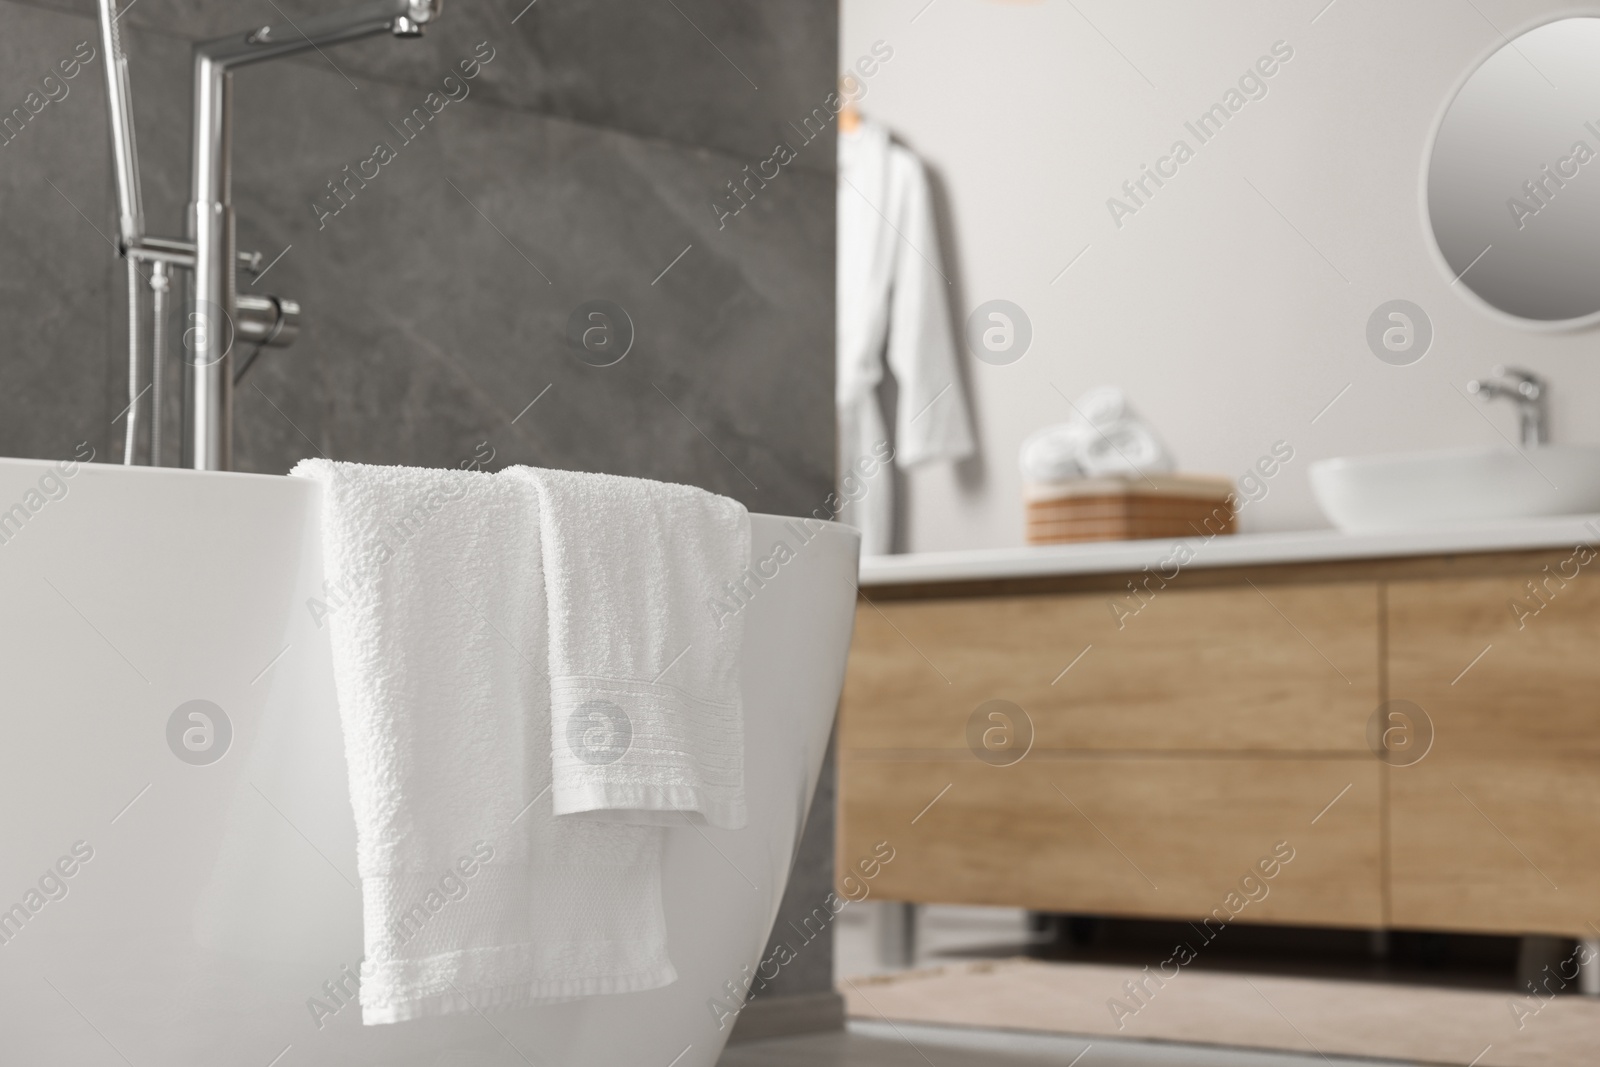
[719,1019,1411,1066]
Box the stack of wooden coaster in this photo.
[1024,474,1237,545]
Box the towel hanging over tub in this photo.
[292,459,749,1023]
[508,465,750,831]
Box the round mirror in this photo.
[1427,17,1600,327]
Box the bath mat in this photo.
[840,958,1600,1067]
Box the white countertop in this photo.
[859,514,1600,586]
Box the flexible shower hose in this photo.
[122,258,140,465]
[150,263,169,466]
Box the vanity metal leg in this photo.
[1581,938,1600,996]
[876,901,918,969]
[1368,929,1390,960]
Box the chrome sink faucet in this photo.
[1467,366,1548,447]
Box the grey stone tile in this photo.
[46,5,838,509]
[0,2,115,461]
[25,0,840,167]
[209,51,834,512]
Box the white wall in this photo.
[842,0,1600,552]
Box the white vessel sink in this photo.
[1310,444,1600,532]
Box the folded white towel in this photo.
[1019,386,1174,482]
[510,466,751,831]
[291,459,674,1025]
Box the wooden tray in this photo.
[1024,475,1236,545]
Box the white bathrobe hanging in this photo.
[837,119,974,556]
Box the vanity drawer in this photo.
[1389,754,1600,936]
[839,757,1382,927]
[1388,572,1600,755]
[841,582,1379,753]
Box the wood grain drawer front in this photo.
[1389,571,1600,755]
[1389,756,1600,936]
[841,583,1379,752]
[839,758,1381,927]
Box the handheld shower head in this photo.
[97,0,144,248]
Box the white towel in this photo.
[510,466,751,831]
[1017,423,1085,482]
[291,459,674,1025]
[1019,386,1175,482]
[1074,384,1130,428]
[1077,420,1172,477]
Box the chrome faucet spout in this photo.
[97,0,440,469]
[1467,366,1548,448]
[195,0,440,69]
[182,0,441,470]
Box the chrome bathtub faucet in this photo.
[1467,366,1548,447]
[97,0,442,471]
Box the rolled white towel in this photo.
[1077,419,1174,476]
[1019,423,1087,482]
[1018,386,1174,482]
[1075,385,1130,429]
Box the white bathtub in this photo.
[0,457,858,1066]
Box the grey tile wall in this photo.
[0,2,114,459]
[0,0,839,1010]
[19,0,838,167]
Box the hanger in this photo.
[837,75,862,133]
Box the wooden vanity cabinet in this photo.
[1387,570,1600,936]
[838,549,1600,938]
[842,581,1379,753]
[843,757,1384,927]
